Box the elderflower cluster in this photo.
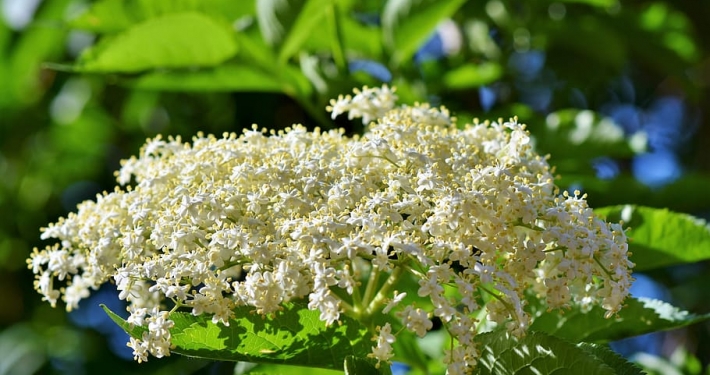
[29,86,632,374]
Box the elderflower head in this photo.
[29,85,633,373]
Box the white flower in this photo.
[369,323,396,362]
[28,85,632,370]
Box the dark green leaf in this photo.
[594,205,710,271]
[576,343,644,375]
[474,330,616,374]
[381,0,466,66]
[529,296,710,343]
[76,12,238,73]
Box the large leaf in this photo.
[69,0,255,33]
[102,302,372,370]
[594,205,710,271]
[76,12,238,73]
[129,64,283,92]
[474,330,639,375]
[529,296,710,343]
[381,0,467,66]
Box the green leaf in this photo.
[101,304,146,338]
[103,302,372,370]
[529,297,710,343]
[576,343,644,375]
[278,0,335,63]
[442,63,503,89]
[594,205,710,271]
[68,0,255,33]
[344,356,392,375]
[381,0,467,66]
[76,12,238,73]
[474,330,617,374]
[129,64,283,92]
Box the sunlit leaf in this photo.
[103,302,371,370]
[382,0,466,66]
[594,205,710,271]
[76,12,237,73]
[529,296,710,343]
[69,0,255,33]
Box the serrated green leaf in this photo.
[534,109,643,170]
[278,0,335,63]
[101,304,145,338]
[69,0,255,33]
[171,304,371,369]
[76,12,238,73]
[577,343,644,375]
[443,63,503,89]
[594,205,710,271]
[474,330,616,375]
[344,355,392,375]
[129,64,283,92]
[529,296,710,343]
[103,302,372,370]
[381,0,466,66]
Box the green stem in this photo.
[592,255,613,279]
[361,265,381,309]
[364,265,406,317]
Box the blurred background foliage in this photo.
[1,0,709,374]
